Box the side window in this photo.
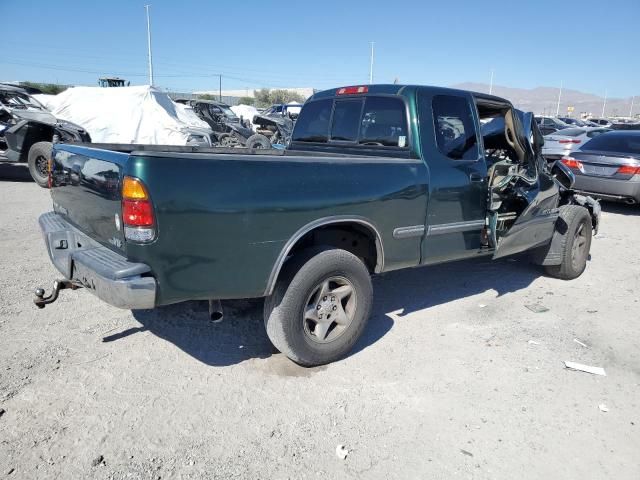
[359,97,408,147]
[432,95,479,160]
[292,99,333,143]
[330,100,363,142]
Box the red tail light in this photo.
[122,176,155,242]
[122,200,154,226]
[336,86,369,95]
[616,165,640,175]
[561,157,584,171]
[558,139,581,144]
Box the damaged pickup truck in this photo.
[35,84,600,366]
[0,84,90,187]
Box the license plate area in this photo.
[582,164,618,176]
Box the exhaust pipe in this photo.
[624,198,636,205]
[208,299,224,323]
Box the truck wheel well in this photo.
[288,223,379,273]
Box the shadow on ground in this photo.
[600,201,640,216]
[0,162,33,182]
[119,255,543,368]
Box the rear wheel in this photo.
[544,205,592,280]
[264,247,373,366]
[245,133,271,149]
[27,141,52,188]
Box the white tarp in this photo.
[231,104,259,130]
[48,86,211,145]
[32,94,57,111]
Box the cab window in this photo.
[331,100,363,142]
[432,95,479,160]
[359,97,408,147]
[292,99,332,143]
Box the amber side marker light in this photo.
[122,176,155,242]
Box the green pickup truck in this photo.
[36,84,600,366]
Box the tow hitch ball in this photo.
[33,279,79,309]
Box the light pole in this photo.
[369,42,374,84]
[555,81,563,117]
[630,96,635,118]
[145,5,154,86]
[489,69,494,95]
[601,89,607,117]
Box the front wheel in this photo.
[27,141,52,188]
[264,248,373,366]
[544,205,592,280]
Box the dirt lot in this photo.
[1,164,639,479]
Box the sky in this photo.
[1,0,638,98]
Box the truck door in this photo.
[417,89,488,264]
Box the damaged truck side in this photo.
[36,85,600,366]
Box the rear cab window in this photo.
[292,95,409,149]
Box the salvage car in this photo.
[535,115,572,135]
[0,84,90,187]
[559,130,640,204]
[542,127,611,160]
[177,99,269,148]
[34,84,600,366]
[251,103,302,147]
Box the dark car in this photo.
[535,116,572,135]
[0,84,90,187]
[176,99,269,148]
[35,84,600,366]
[557,117,597,128]
[560,130,640,204]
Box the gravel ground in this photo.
[1,164,639,479]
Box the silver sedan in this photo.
[560,131,640,205]
[542,127,611,160]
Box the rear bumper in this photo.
[572,175,640,203]
[39,212,156,309]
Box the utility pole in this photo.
[144,5,154,86]
[369,42,374,84]
[555,81,563,117]
[630,96,635,118]
[601,89,607,117]
[219,75,222,101]
[489,69,494,95]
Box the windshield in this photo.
[0,91,47,110]
[219,105,238,119]
[554,128,584,137]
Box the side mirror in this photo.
[551,160,575,189]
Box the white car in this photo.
[542,127,611,160]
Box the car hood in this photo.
[8,107,57,125]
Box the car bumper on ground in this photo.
[572,175,640,204]
[39,212,156,309]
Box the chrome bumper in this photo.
[39,212,156,309]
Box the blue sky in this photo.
[1,0,638,98]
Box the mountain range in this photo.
[452,83,637,118]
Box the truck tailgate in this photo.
[50,145,127,252]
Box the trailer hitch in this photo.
[33,279,80,309]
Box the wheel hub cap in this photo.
[303,276,357,344]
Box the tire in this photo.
[217,133,234,147]
[544,205,592,280]
[27,141,52,188]
[245,133,271,149]
[264,247,373,366]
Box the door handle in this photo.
[469,173,484,183]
